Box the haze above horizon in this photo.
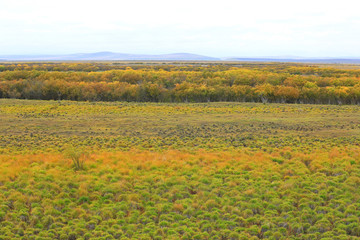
[0,0,359,58]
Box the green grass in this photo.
[1,99,360,239]
[1,99,359,154]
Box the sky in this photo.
[0,0,359,57]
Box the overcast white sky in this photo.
[0,0,359,57]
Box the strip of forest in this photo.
[1,62,360,104]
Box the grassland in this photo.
[1,99,360,154]
[1,99,360,239]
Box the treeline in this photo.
[1,62,360,76]
[0,62,234,72]
[1,65,360,104]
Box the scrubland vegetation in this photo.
[1,62,360,104]
[0,62,360,239]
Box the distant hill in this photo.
[1,52,360,63]
[222,57,360,64]
[0,52,220,61]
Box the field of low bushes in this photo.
[0,99,360,239]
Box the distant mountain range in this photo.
[223,57,360,64]
[1,52,360,63]
[0,52,219,61]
